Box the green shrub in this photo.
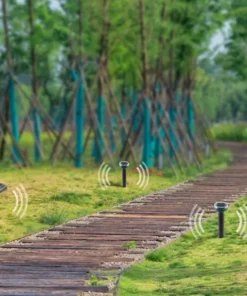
[39,208,67,225]
[146,249,167,262]
[211,123,247,142]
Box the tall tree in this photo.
[216,0,247,80]
[27,0,42,162]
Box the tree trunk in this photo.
[1,0,12,68]
[78,0,83,62]
[139,0,148,96]
[0,0,11,161]
[93,0,109,163]
[139,0,152,167]
[27,0,42,162]
[1,0,23,164]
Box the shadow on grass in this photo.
[109,181,123,188]
[49,192,91,205]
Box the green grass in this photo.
[118,197,247,296]
[39,207,68,225]
[211,123,247,142]
[89,275,99,286]
[0,149,231,244]
[122,241,137,250]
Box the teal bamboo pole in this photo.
[143,97,152,167]
[32,106,41,162]
[176,92,184,144]
[121,89,127,145]
[93,95,105,163]
[187,96,195,139]
[155,101,165,169]
[110,116,117,153]
[9,77,22,163]
[75,79,84,167]
[132,90,139,132]
[150,100,156,165]
[154,84,161,167]
[169,105,177,159]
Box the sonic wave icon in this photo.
[98,162,111,190]
[12,184,28,219]
[236,205,247,239]
[136,162,150,190]
[189,204,205,239]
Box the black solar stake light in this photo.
[0,183,7,194]
[214,202,228,238]
[119,161,130,188]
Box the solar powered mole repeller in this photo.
[119,161,130,188]
[0,183,7,194]
[214,202,228,238]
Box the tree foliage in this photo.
[216,0,247,80]
[0,0,244,116]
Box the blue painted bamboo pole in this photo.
[154,84,161,165]
[121,101,126,145]
[150,101,156,167]
[155,101,165,168]
[176,92,184,144]
[94,95,105,163]
[75,80,84,167]
[169,105,177,159]
[132,90,139,132]
[187,96,195,139]
[110,116,117,153]
[155,110,160,164]
[143,98,152,167]
[9,77,22,163]
[33,106,42,162]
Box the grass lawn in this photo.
[0,149,231,244]
[118,195,247,296]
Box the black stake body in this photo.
[119,161,130,188]
[214,202,228,238]
[218,211,224,238]
[122,167,127,187]
[0,183,7,194]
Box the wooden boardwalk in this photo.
[0,142,247,295]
